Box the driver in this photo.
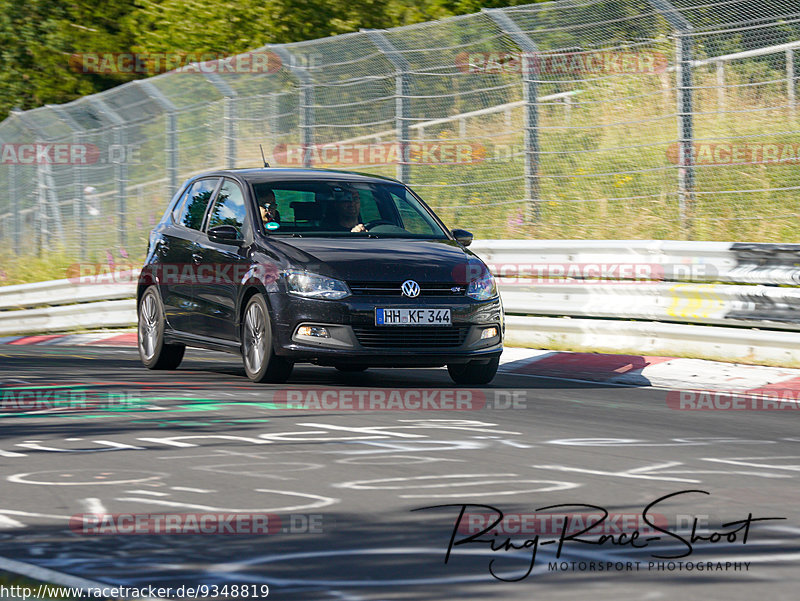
[258,188,281,225]
[324,187,365,232]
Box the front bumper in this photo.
[267,293,504,367]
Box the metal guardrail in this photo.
[0,275,136,336]
[3,240,800,364]
[469,240,800,332]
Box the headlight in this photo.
[467,271,497,300]
[283,269,350,300]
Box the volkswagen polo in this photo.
[137,168,503,384]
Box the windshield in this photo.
[250,180,448,238]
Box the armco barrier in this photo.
[2,240,800,364]
[0,273,136,336]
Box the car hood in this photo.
[267,237,481,283]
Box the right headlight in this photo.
[283,269,351,300]
[466,271,498,300]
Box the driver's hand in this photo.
[350,223,366,232]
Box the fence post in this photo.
[48,105,88,260]
[205,73,238,168]
[88,98,128,249]
[647,0,695,238]
[788,49,796,113]
[364,30,411,183]
[137,81,179,197]
[11,110,65,252]
[1,137,21,256]
[268,93,280,146]
[271,47,314,167]
[483,8,541,222]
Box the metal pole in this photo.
[787,49,796,113]
[224,96,237,167]
[676,33,694,237]
[48,105,87,259]
[88,98,128,248]
[205,74,238,168]
[268,93,279,145]
[483,8,540,222]
[137,81,179,196]
[271,47,314,168]
[74,130,86,260]
[364,30,411,183]
[299,85,313,168]
[646,0,694,238]
[11,110,67,251]
[8,159,20,256]
[716,61,725,112]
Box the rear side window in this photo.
[207,179,247,237]
[174,178,219,230]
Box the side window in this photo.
[167,182,190,222]
[390,190,435,234]
[354,188,381,223]
[171,186,191,222]
[175,178,219,230]
[207,179,247,237]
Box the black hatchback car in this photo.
[137,168,503,384]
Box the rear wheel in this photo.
[242,294,293,383]
[138,286,185,370]
[447,357,499,385]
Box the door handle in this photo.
[191,252,202,265]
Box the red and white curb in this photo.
[498,347,800,397]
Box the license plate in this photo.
[376,308,451,326]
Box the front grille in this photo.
[348,281,465,297]
[353,326,469,349]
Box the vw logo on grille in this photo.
[401,280,421,298]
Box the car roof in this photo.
[196,167,401,185]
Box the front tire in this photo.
[138,286,185,370]
[242,294,293,383]
[447,357,499,385]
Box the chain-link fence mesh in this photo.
[1,0,799,281]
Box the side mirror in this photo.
[208,224,243,245]
[451,228,473,247]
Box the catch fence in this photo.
[1,0,799,272]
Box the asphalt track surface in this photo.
[0,345,798,600]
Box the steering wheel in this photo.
[363,219,394,230]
